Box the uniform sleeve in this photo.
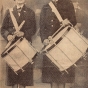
[40,6,46,42]
[1,9,10,41]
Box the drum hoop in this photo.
[1,37,23,58]
[53,25,70,38]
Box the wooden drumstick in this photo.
[5,21,25,49]
[5,35,16,49]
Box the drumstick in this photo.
[5,35,16,49]
[5,21,25,49]
[18,21,25,31]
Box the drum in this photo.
[44,26,88,72]
[1,37,37,74]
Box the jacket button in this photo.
[13,27,15,29]
[51,25,53,27]
[51,20,53,22]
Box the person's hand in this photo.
[43,39,49,46]
[74,23,81,32]
[48,36,54,45]
[48,36,52,41]
[61,19,71,27]
[14,31,24,37]
[7,35,14,41]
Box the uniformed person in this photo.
[1,0,36,88]
[73,1,88,88]
[40,0,77,84]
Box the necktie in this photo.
[17,7,21,16]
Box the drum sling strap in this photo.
[5,8,25,49]
[9,8,25,32]
[49,1,63,22]
[48,1,71,38]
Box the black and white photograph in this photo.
[0,0,88,88]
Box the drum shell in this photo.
[2,38,37,72]
[45,27,88,71]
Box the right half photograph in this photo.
[39,0,88,88]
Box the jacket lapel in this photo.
[20,5,27,19]
[12,5,26,26]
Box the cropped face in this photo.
[15,0,25,5]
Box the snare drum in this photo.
[44,26,88,72]
[1,37,37,74]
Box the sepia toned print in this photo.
[0,0,88,88]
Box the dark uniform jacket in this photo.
[40,0,77,83]
[1,5,36,42]
[1,5,36,86]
